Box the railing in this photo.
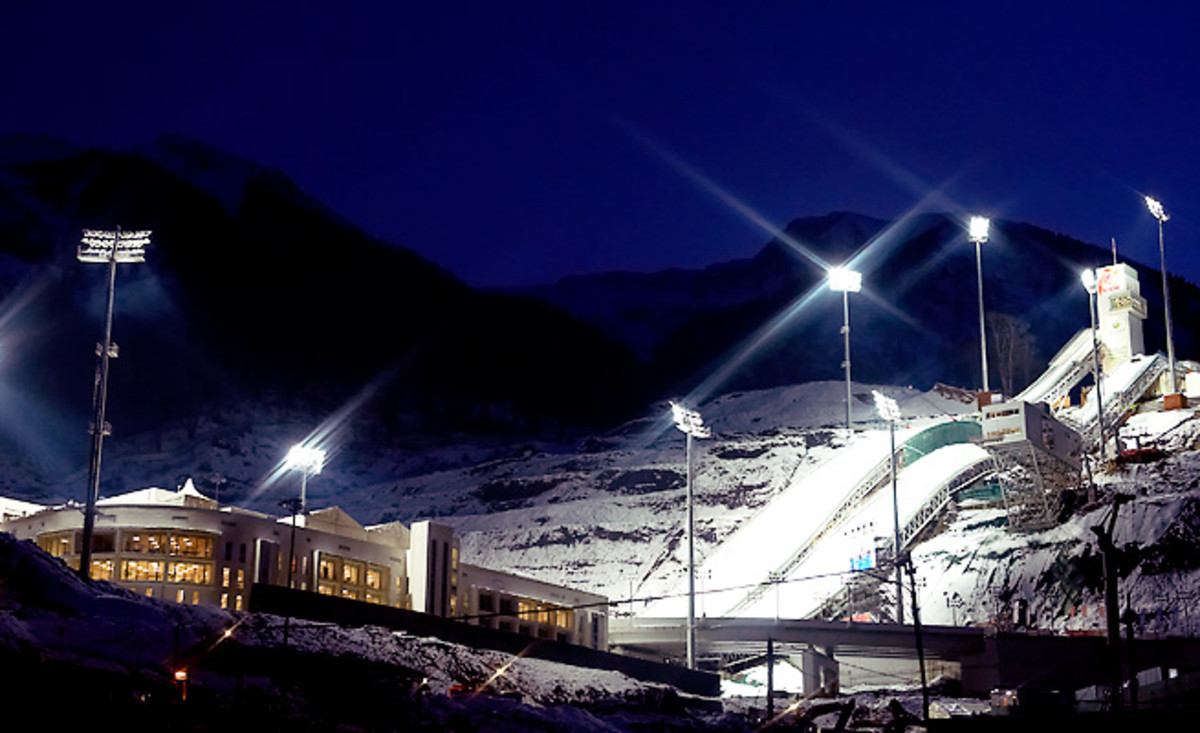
[1060,354,1166,447]
[723,449,895,616]
[1017,328,1094,406]
[899,458,994,547]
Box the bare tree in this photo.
[987,312,1041,397]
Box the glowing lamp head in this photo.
[968,216,990,243]
[872,390,901,422]
[669,401,711,439]
[1080,268,1097,294]
[828,266,862,293]
[1145,195,1168,222]
[284,444,326,475]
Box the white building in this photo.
[0,480,608,649]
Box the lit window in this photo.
[168,534,213,559]
[220,593,228,609]
[234,594,243,611]
[365,592,381,604]
[222,567,231,588]
[340,587,362,600]
[366,567,383,590]
[38,533,73,557]
[318,583,336,596]
[124,533,166,554]
[192,591,200,605]
[168,562,212,585]
[236,569,245,588]
[122,560,164,582]
[145,588,154,598]
[176,589,186,604]
[343,562,362,586]
[319,558,336,580]
[91,559,114,581]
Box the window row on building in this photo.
[0,480,609,650]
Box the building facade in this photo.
[0,481,608,649]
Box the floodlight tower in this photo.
[873,390,904,624]
[670,401,710,670]
[828,267,862,435]
[1145,196,1176,393]
[77,227,150,580]
[1081,269,1107,461]
[283,444,325,589]
[968,216,990,397]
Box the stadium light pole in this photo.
[1145,196,1176,393]
[1081,269,1107,462]
[77,227,150,580]
[968,216,990,398]
[283,444,325,590]
[873,390,904,624]
[281,444,324,650]
[671,401,711,670]
[829,267,862,435]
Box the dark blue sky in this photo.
[5,2,1199,287]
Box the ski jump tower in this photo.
[1092,263,1147,373]
[982,262,1152,527]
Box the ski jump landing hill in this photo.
[640,416,993,622]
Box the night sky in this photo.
[5,2,1199,288]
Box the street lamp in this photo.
[1145,196,1177,394]
[76,227,150,580]
[872,389,904,624]
[829,266,862,435]
[670,401,711,670]
[968,216,990,398]
[1081,269,1108,463]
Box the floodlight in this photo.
[78,229,151,263]
[1081,269,1097,294]
[285,444,326,475]
[968,216,990,243]
[1145,196,1168,222]
[670,401,711,439]
[872,390,901,422]
[828,267,862,293]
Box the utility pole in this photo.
[1092,493,1131,712]
[907,558,929,721]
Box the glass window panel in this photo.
[168,562,212,585]
[122,560,164,582]
[91,559,114,581]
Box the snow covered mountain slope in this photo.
[7,371,1200,638]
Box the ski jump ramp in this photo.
[641,422,992,621]
[1016,328,1094,406]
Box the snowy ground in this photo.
[0,529,986,730]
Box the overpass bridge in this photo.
[610,616,1200,699]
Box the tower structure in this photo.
[1093,263,1147,372]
